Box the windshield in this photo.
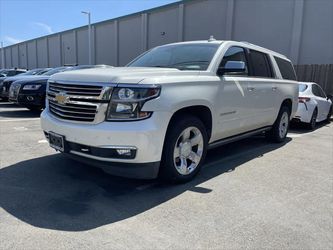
[127,43,220,71]
[19,68,46,76]
[298,84,308,92]
[43,67,73,76]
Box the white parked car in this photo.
[293,82,332,129]
[41,39,298,182]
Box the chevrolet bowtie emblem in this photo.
[55,92,69,105]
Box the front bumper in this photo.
[41,109,172,179]
[16,93,45,107]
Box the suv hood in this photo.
[50,67,200,84]
[13,76,50,85]
[3,75,43,82]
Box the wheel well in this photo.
[168,106,213,140]
[281,99,292,114]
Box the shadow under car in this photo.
[0,136,291,232]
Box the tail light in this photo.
[298,97,310,103]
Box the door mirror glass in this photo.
[218,61,246,75]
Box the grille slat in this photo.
[49,82,103,97]
[49,108,95,122]
[49,103,96,115]
[49,100,97,111]
[48,81,106,123]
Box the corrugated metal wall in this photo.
[1,0,333,69]
[295,64,333,95]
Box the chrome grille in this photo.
[49,82,103,96]
[47,81,114,123]
[48,99,97,122]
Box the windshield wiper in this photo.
[169,60,209,66]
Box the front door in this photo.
[215,46,254,139]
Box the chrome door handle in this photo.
[247,87,255,91]
[272,87,278,91]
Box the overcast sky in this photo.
[0,0,179,47]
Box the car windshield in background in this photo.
[298,84,308,92]
[42,67,73,76]
[19,68,47,76]
[127,43,220,71]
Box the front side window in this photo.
[274,56,297,81]
[249,50,273,78]
[219,46,248,75]
[128,43,220,71]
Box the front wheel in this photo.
[160,115,208,183]
[267,106,290,143]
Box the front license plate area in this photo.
[49,132,65,152]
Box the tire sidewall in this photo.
[160,115,208,183]
[268,106,291,142]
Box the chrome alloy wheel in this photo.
[279,112,289,138]
[173,126,204,175]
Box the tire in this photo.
[160,115,208,183]
[267,106,290,143]
[306,108,317,130]
[326,105,332,123]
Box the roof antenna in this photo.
[208,35,216,42]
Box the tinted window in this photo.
[312,84,326,98]
[274,57,297,81]
[7,71,20,76]
[312,85,323,97]
[298,84,308,92]
[249,50,273,78]
[128,44,220,71]
[219,46,248,72]
[43,67,73,76]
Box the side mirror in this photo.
[0,74,6,78]
[217,61,246,76]
[327,94,333,100]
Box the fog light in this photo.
[116,149,132,156]
[27,96,34,101]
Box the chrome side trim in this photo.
[208,126,272,149]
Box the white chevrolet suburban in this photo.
[41,39,298,182]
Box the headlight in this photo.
[106,85,161,121]
[23,84,42,90]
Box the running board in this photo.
[208,126,272,150]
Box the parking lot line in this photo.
[0,118,40,122]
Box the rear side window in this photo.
[274,57,297,81]
[6,71,17,76]
[298,84,308,92]
[312,84,326,98]
[249,50,273,78]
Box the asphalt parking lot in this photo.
[0,102,332,250]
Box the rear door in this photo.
[246,49,277,128]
